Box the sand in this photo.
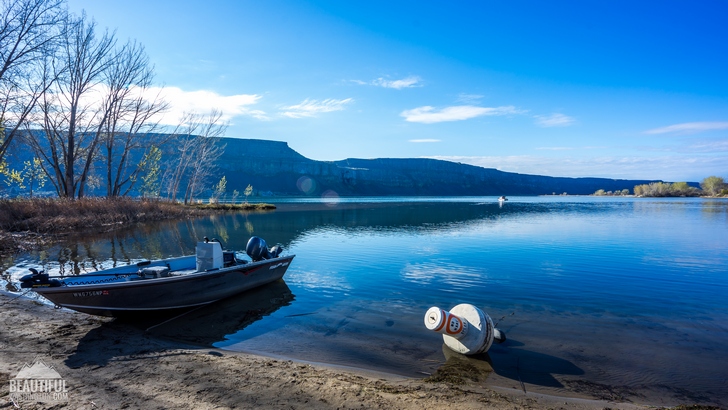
[0,292,688,410]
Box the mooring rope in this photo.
[0,289,34,306]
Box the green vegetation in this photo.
[594,176,728,198]
[632,182,701,197]
[139,146,162,198]
[244,184,254,204]
[700,176,726,196]
[593,189,630,196]
[20,158,47,197]
[210,176,227,203]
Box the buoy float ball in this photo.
[424,303,505,355]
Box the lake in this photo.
[3,196,727,407]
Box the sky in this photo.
[66,0,728,182]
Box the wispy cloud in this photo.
[456,93,484,104]
[401,105,522,124]
[534,113,575,127]
[535,146,576,151]
[409,139,441,143]
[684,139,728,153]
[281,98,353,118]
[423,154,726,181]
[80,86,267,125]
[372,76,421,89]
[644,121,728,135]
[535,146,608,151]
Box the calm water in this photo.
[3,197,727,406]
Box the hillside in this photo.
[2,135,662,197]
[215,138,659,196]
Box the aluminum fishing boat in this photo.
[19,236,294,317]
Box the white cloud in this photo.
[409,139,441,143]
[150,86,267,125]
[368,76,421,89]
[73,85,267,126]
[423,154,727,181]
[644,121,728,135]
[534,113,575,127]
[281,98,353,118]
[400,105,522,124]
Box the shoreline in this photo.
[2,199,725,409]
[0,291,709,410]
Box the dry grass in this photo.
[0,197,198,234]
[0,197,275,256]
[187,202,276,211]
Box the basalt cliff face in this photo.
[217,138,658,196]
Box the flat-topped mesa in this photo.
[211,137,663,196]
[222,138,308,161]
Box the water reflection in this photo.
[6,201,551,277]
[147,280,294,346]
[63,280,294,369]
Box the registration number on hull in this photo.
[73,290,109,297]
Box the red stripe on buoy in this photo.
[433,309,447,332]
[445,315,461,335]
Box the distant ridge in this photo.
[215,138,661,196]
[1,135,664,197]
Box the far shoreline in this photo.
[3,195,727,258]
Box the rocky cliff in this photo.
[217,138,659,196]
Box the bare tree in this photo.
[97,40,168,197]
[22,51,67,196]
[0,0,64,163]
[163,112,203,203]
[25,12,115,198]
[183,110,226,204]
[163,110,227,204]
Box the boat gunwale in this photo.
[34,255,296,294]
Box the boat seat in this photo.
[139,266,170,279]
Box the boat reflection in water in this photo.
[147,280,294,347]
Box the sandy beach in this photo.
[1,291,703,410]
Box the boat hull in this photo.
[33,256,295,317]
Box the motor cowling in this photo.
[19,269,61,289]
[246,236,282,261]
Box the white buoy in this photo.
[424,304,506,355]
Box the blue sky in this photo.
[67,0,727,181]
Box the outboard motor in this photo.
[19,268,62,289]
[246,236,283,261]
